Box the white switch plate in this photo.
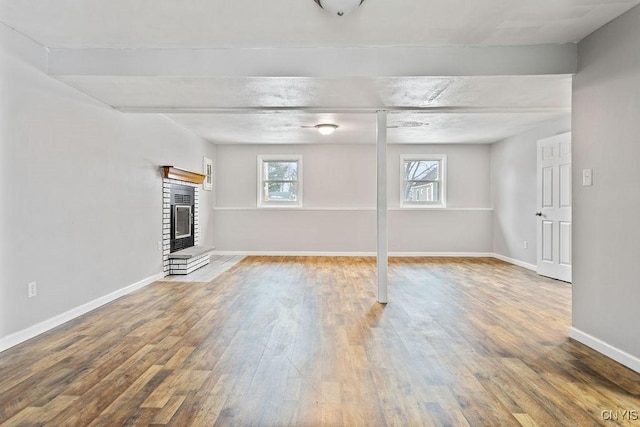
[582,169,593,186]
[28,281,37,298]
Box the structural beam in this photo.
[48,44,577,77]
[377,110,388,304]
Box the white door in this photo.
[536,132,572,282]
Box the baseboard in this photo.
[491,253,537,271]
[0,271,165,353]
[212,251,376,257]
[569,327,640,374]
[391,252,494,258]
[211,251,495,257]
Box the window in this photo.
[401,154,446,208]
[257,155,303,208]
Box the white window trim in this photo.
[400,154,447,208]
[257,155,303,208]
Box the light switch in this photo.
[582,169,593,186]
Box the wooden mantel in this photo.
[161,166,206,184]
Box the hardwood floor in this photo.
[1,257,639,426]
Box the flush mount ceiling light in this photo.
[315,124,339,135]
[313,0,366,16]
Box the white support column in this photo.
[376,110,388,304]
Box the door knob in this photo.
[535,212,543,217]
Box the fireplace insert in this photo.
[170,184,195,252]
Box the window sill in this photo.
[399,204,447,209]
[257,204,303,209]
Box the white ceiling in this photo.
[2,0,637,145]
[54,75,570,144]
[165,111,569,145]
[1,0,639,48]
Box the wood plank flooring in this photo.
[1,257,639,426]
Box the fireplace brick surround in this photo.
[162,177,206,275]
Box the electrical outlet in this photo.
[28,281,37,298]
[524,241,528,250]
[157,241,162,251]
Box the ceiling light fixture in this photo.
[313,0,366,17]
[315,124,339,135]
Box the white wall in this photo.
[216,143,376,209]
[387,144,492,253]
[213,143,492,254]
[0,25,215,344]
[491,118,571,266]
[572,4,640,366]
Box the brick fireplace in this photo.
[161,166,211,276]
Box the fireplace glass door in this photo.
[174,205,192,239]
